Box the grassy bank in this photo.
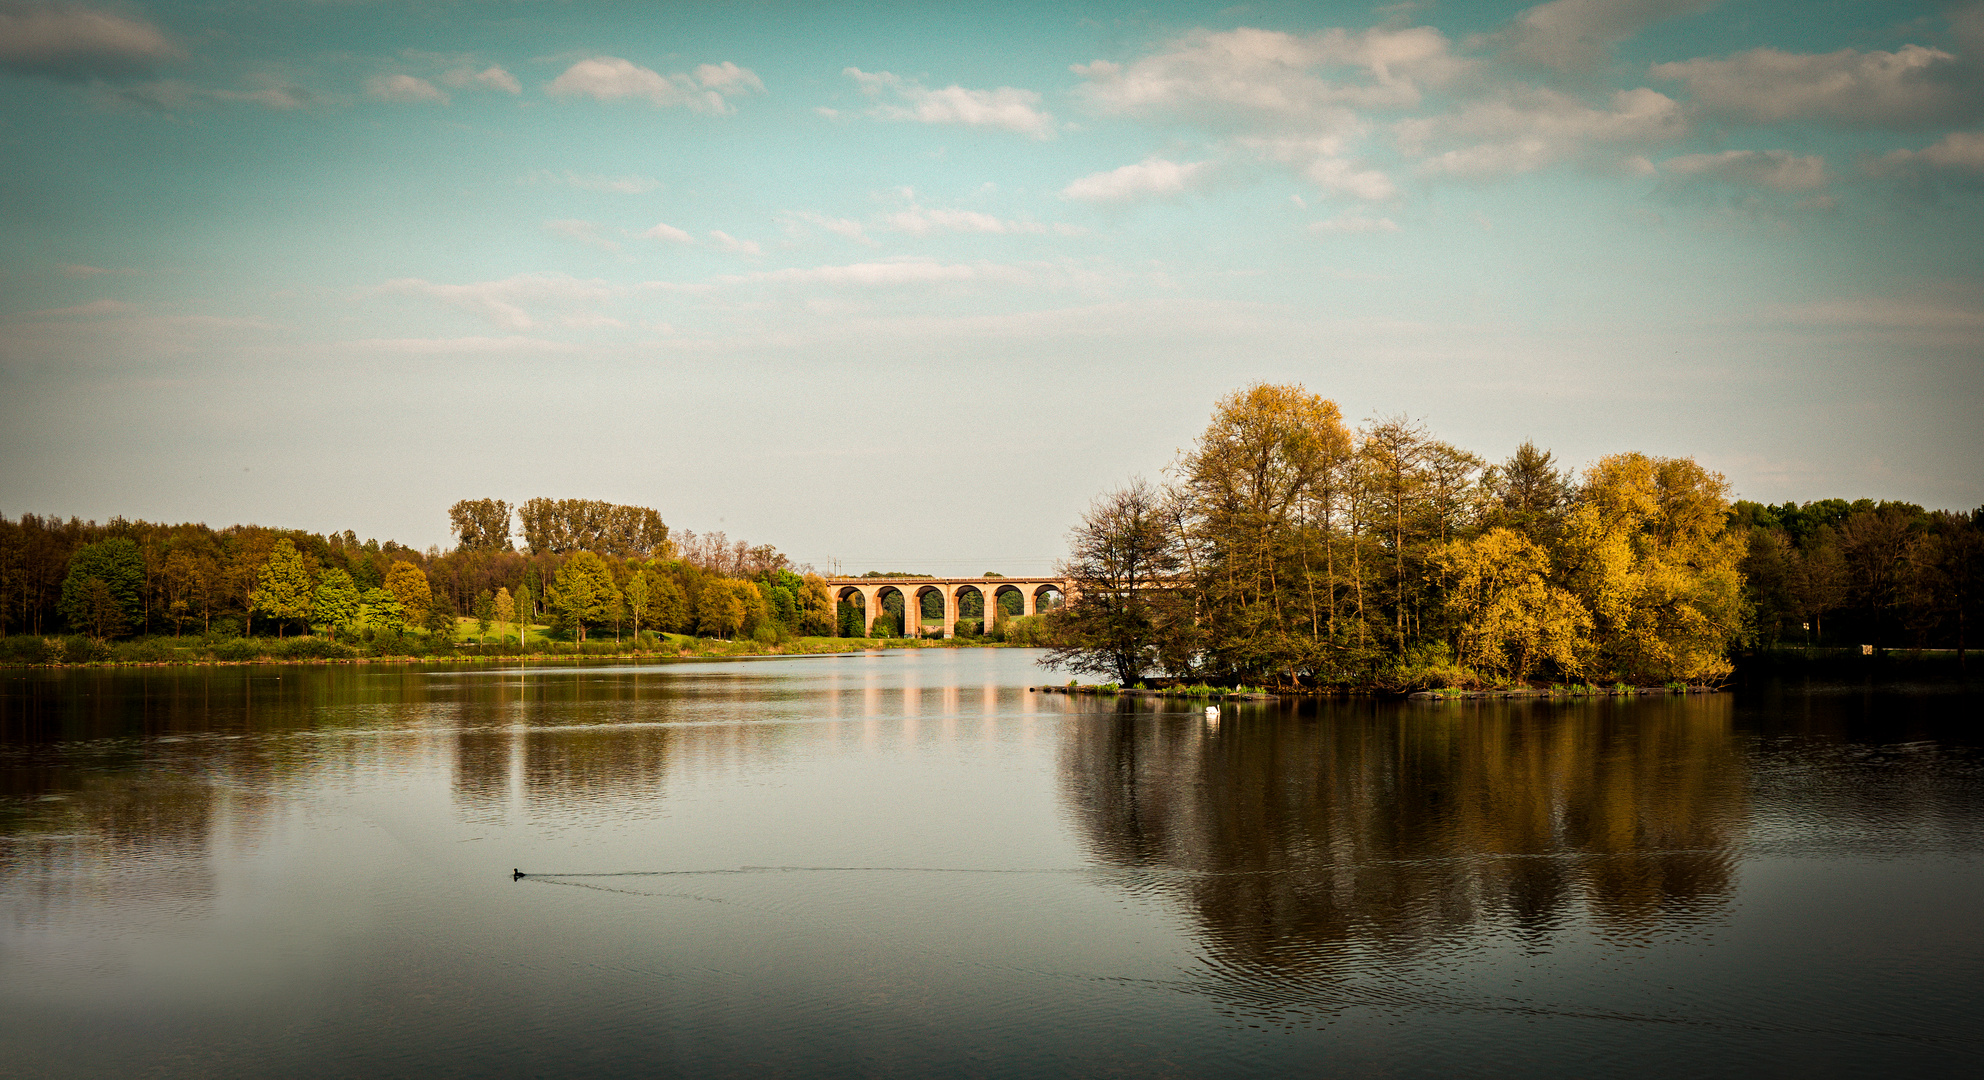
[0,628,1027,668]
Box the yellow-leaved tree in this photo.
[383,561,433,627]
[1433,528,1590,683]
[1560,454,1746,683]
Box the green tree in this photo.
[696,578,746,638]
[359,587,405,632]
[798,574,835,636]
[472,589,496,642]
[494,586,518,644]
[80,578,131,639]
[448,499,513,551]
[624,569,650,639]
[552,551,619,641]
[648,573,688,633]
[383,561,433,626]
[313,568,361,636]
[58,538,144,638]
[1178,383,1352,682]
[1482,440,1576,544]
[737,580,770,638]
[252,539,315,638]
[421,593,457,641]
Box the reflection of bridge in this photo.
[827,577,1073,638]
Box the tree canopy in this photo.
[1046,384,1758,688]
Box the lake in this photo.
[2,649,1980,1077]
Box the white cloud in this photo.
[1308,214,1400,234]
[785,212,876,246]
[365,73,448,105]
[0,2,181,80]
[1652,45,1979,128]
[23,298,139,317]
[543,219,620,251]
[548,56,763,114]
[844,68,1055,138]
[1400,86,1686,176]
[352,335,581,355]
[1753,295,1984,348]
[709,230,762,256]
[884,206,1049,235]
[1661,149,1827,191]
[733,259,1014,287]
[1071,25,1463,124]
[1871,129,1984,176]
[440,65,521,94]
[694,61,764,94]
[1240,135,1397,199]
[377,273,621,330]
[1477,0,1719,73]
[643,222,695,244]
[1061,157,1213,202]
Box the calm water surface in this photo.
[2,649,1979,1077]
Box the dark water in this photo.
[2,650,1979,1078]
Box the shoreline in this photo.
[0,635,1030,670]
[1037,683,1726,701]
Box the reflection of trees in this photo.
[1059,696,1745,979]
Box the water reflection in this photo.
[1058,695,1748,985]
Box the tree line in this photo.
[1045,383,1983,689]
[0,499,849,648]
[1730,498,1980,654]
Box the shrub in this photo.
[111,638,174,663]
[0,636,58,664]
[62,636,109,664]
[284,637,357,660]
[212,637,264,661]
[1374,641,1483,692]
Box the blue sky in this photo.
[3,0,1980,571]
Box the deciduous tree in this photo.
[252,539,315,638]
[313,568,361,636]
[58,538,144,638]
[551,551,619,641]
[1434,528,1590,682]
[1047,478,1184,685]
[383,561,433,626]
[1560,454,1745,682]
[696,577,747,639]
[448,499,514,551]
[494,587,517,644]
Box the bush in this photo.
[1004,616,1050,647]
[1374,641,1483,692]
[282,637,357,660]
[111,638,174,663]
[211,637,265,661]
[62,636,108,664]
[0,636,58,665]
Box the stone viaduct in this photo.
[825,576,1074,639]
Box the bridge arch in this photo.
[823,575,1075,640]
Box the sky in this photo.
[2,0,1981,573]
